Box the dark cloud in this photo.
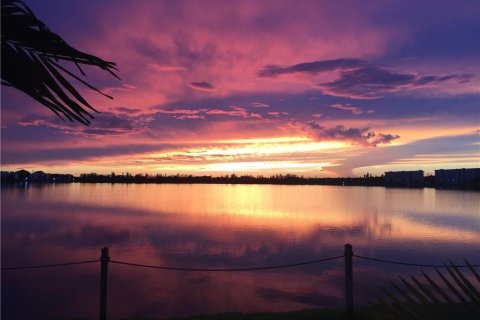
[301,121,399,146]
[130,38,170,64]
[1,143,179,165]
[116,107,143,114]
[83,129,125,136]
[89,113,136,131]
[257,58,474,99]
[17,112,154,137]
[257,58,365,77]
[189,81,215,91]
[318,65,475,99]
[369,133,401,146]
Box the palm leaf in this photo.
[1,0,119,125]
[370,260,480,319]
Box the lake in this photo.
[2,183,479,319]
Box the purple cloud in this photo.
[330,103,373,115]
[318,65,474,99]
[156,106,262,119]
[206,106,261,118]
[1,143,179,165]
[251,102,270,108]
[189,81,215,91]
[257,59,366,78]
[369,133,401,146]
[257,58,365,77]
[116,107,143,114]
[300,121,399,146]
[257,58,474,99]
[267,111,289,117]
[17,112,153,137]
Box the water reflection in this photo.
[2,184,479,319]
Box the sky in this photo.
[1,0,479,177]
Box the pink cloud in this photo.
[251,102,270,108]
[267,112,289,117]
[206,106,261,119]
[156,106,262,119]
[63,0,403,117]
[176,114,205,120]
[157,108,207,115]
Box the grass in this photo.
[123,306,386,320]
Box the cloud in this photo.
[251,102,270,108]
[369,133,400,146]
[257,58,474,99]
[298,121,399,146]
[157,106,262,119]
[148,63,188,72]
[257,58,365,77]
[206,106,261,118]
[0,142,179,165]
[175,114,206,120]
[115,107,144,114]
[330,103,374,115]
[267,112,289,117]
[318,65,475,99]
[17,112,153,137]
[335,133,480,175]
[189,81,215,91]
[157,108,207,115]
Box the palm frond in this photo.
[1,0,119,125]
[370,261,480,320]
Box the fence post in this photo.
[100,247,110,320]
[344,243,354,320]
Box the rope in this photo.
[353,255,480,268]
[110,255,344,272]
[1,259,100,270]
[2,254,478,271]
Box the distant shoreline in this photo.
[2,170,479,190]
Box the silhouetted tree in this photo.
[1,0,119,125]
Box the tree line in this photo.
[76,172,386,186]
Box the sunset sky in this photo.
[1,0,479,177]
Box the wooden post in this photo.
[344,243,354,320]
[100,247,110,320]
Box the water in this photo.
[2,183,479,319]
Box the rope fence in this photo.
[3,254,478,271]
[2,244,479,320]
[1,259,100,270]
[353,254,480,268]
[109,255,344,272]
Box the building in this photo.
[385,170,424,188]
[435,168,480,189]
